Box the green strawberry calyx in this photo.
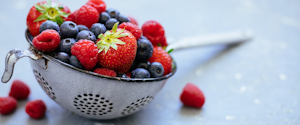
[34,0,69,25]
[96,22,128,54]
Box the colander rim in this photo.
[26,29,177,82]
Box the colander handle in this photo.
[1,47,42,83]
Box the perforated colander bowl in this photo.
[1,30,176,120]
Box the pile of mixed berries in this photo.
[27,0,173,78]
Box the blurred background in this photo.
[0,0,300,125]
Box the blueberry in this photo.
[39,20,60,33]
[99,12,111,24]
[90,23,107,38]
[69,55,84,69]
[78,25,89,32]
[106,8,120,18]
[136,38,153,61]
[147,62,164,78]
[56,52,70,63]
[130,60,150,70]
[117,14,130,24]
[105,18,119,30]
[131,68,150,78]
[59,38,76,54]
[140,36,148,40]
[76,30,96,42]
[60,21,79,38]
[117,73,129,78]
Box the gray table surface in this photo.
[0,0,299,125]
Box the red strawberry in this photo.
[0,97,17,115]
[128,16,138,26]
[25,100,46,119]
[86,0,106,14]
[180,83,205,108]
[65,10,78,22]
[96,23,137,73]
[148,46,172,76]
[26,0,71,36]
[142,20,165,45]
[119,22,142,40]
[32,29,60,52]
[126,72,132,78]
[9,80,30,100]
[75,5,99,29]
[93,68,117,77]
[71,40,99,70]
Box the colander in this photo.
[1,29,252,119]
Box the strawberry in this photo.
[141,20,165,45]
[96,23,137,73]
[9,80,30,100]
[65,10,78,22]
[119,22,142,40]
[93,68,117,77]
[128,16,138,26]
[25,100,46,119]
[86,0,106,14]
[0,97,17,115]
[75,5,99,29]
[32,29,61,52]
[71,40,99,70]
[180,83,205,108]
[26,0,71,36]
[148,46,172,76]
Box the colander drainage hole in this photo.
[121,96,154,115]
[33,70,56,100]
[73,94,114,116]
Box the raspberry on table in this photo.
[142,20,165,45]
[118,22,142,40]
[0,97,17,115]
[9,80,30,100]
[180,83,205,108]
[25,100,46,119]
[71,39,99,70]
[32,29,61,52]
[93,68,117,77]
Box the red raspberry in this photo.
[160,36,168,47]
[0,97,17,115]
[9,80,30,100]
[71,40,99,70]
[65,10,78,22]
[86,0,106,14]
[93,68,117,77]
[126,72,131,78]
[148,46,172,76]
[128,16,138,26]
[25,100,46,119]
[75,5,99,29]
[180,83,205,108]
[119,22,142,40]
[142,20,165,45]
[32,29,60,52]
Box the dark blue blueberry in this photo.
[60,21,79,38]
[131,68,150,78]
[140,36,148,40]
[56,52,70,63]
[99,12,111,24]
[105,18,119,30]
[106,8,120,18]
[78,25,89,32]
[136,38,153,61]
[76,30,96,42]
[117,14,130,24]
[90,23,107,38]
[147,62,164,78]
[117,73,129,78]
[59,38,76,54]
[39,20,60,33]
[69,55,84,69]
[130,60,150,70]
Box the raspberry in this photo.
[75,5,99,29]
[65,10,78,22]
[25,100,46,119]
[0,97,17,115]
[119,22,142,40]
[128,16,138,26]
[148,46,172,76]
[9,80,30,100]
[160,36,168,47]
[86,0,106,14]
[32,29,60,52]
[142,20,165,45]
[180,83,205,108]
[93,68,117,77]
[71,40,99,70]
